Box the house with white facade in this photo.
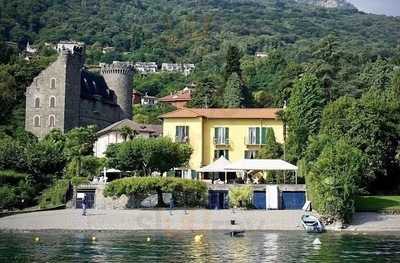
[93,119,162,157]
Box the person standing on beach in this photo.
[82,193,87,216]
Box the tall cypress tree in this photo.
[286,73,325,162]
[224,45,242,80]
[257,128,282,159]
[223,46,252,107]
[223,73,242,108]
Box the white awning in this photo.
[105,168,121,173]
[224,159,298,171]
[197,156,231,173]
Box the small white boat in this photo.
[301,214,324,233]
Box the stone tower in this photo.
[25,44,84,138]
[100,62,134,119]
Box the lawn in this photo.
[355,196,400,213]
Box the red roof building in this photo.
[159,87,192,108]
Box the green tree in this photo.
[257,128,283,159]
[25,139,66,179]
[24,129,66,179]
[223,73,242,108]
[0,137,27,171]
[286,73,325,162]
[224,45,242,80]
[118,125,136,141]
[0,69,17,121]
[106,137,192,176]
[104,137,192,206]
[358,57,394,91]
[305,138,365,223]
[228,186,253,208]
[64,126,97,177]
[188,77,219,108]
[320,89,400,190]
[66,156,105,179]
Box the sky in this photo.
[347,0,400,16]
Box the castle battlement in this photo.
[100,63,134,75]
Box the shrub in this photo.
[104,177,207,207]
[0,170,29,185]
[38,180,70,208]
[0,186,17,210]
[71,176,90,186]
[228,186,253,208]
[0,137,27,171]
[14,179,36,208]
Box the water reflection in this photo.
[1,231,400,262]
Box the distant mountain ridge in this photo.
[295,0,356,10]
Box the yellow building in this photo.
[160,108,284,179]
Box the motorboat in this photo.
[301,214,324,233]
[226,230,245,237]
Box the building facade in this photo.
[25,42,134,138]
[161,63,195,76]
[158,87,192,108]
[160,108,284,179]
[93,119,162,157]
[134,62,158,74]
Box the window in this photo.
[214,149,229,160]
[247,127,268,145]
[245,150,258,159]
[33,115,41,127]
[175,126,189,143]
[49,96,56,108]
[34,97,40,108]
[49,115,55,127]
[50,78,56,89]
[248,127,259,145]
[214,127,229,145]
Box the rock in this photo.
[295,0,357,10]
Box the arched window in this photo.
[34,98,40,108]
[49,96,56,108]
[50,78,56,89]
[33,115,41,127]
[49,115,55,127]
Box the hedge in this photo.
[0,170,29,185]
[71,176,90,186]
[39,180,71,209]
[104,176,208,207]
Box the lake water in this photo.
[0,231,399,262]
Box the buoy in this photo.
[194,234,203,243]
[34,237,40,242]
[312,238,321,245]
[92,236,96,241]
[146,237,151,242]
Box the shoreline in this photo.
[0,209,399,233]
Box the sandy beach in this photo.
[1,209,400,232]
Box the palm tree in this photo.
[118,126,136,141]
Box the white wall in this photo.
[94,131,151,157]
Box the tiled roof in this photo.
[159,89,192,102]
[80,70,116,103]
[97,119,162,136]
[159,108,282,119]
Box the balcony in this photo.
[213,137,230,146]
[175,136,189,143]
[244,137,265,146]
